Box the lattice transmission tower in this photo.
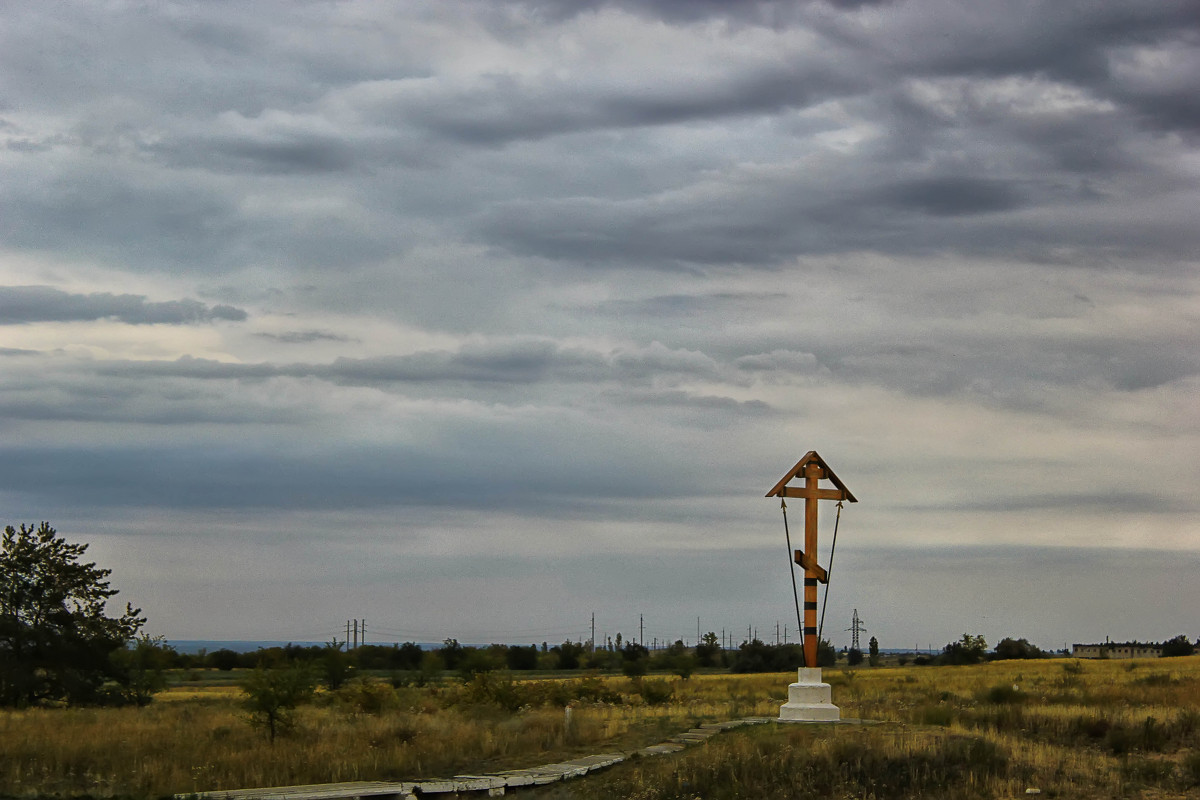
[846,608,866,650]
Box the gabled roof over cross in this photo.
[764,450,858,503]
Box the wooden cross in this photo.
[765,451,857,668]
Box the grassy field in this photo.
[1,657,1198,799]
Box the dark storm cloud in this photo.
[915,492,1191,515]
[0,286,246,325]
[493,0,890,27]
[160,132,357,175]
[0,412,705,512]
[875,177,1025,217]
[588,292,778,318]
[827,1,1200,87]
[400,62,864,146]
[86,339,722,390]
[255,330,355,344]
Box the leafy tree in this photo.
[0,522,145,707]
[552,640,586,670]
[695,631,724,667]
[940,633,988,665]
[208,647,241,671]
[868,636,880,667]
[395,641,426,670]
[652,640,697,679]
[239,663,317,743]
[992,637,1047,661]
[506,644,540,671]
[1161,634,1196,658]
[847,647,864,666]
[439,638,464,670]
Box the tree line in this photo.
[4,522,1197,710]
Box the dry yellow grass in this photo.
[566,656,1200,799]
[1,657,1198,799]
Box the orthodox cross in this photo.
[765,451,857,668]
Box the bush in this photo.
[239,664,317,742]
[636,678,674,705]
[980,683,1025,705]
[918,704,955,726]
[334,679,398,714]
[669,653,697,680]
[1182,749,1200,787]
[621,657,648,677]
[729,639,813,672]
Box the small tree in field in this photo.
[321,639,352,690]
[240,664,317,742]
[868,636,880,667]
[0,522,145,707]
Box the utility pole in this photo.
[697,616,701,645]
[362,619,366,647]
[591,612,595,653]
[346,620,351,649]
[639,614,644,646]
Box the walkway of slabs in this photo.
[185,717,814,799]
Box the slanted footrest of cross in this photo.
[793,549,829,583]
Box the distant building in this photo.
[1072,641,1163,659]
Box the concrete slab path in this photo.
[185,717,779,800]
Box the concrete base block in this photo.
[778,667,840,722]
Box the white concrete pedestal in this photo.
[779,667,840,722]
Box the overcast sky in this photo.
[2,0,1198,652]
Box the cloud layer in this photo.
[1,0,1197,646]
